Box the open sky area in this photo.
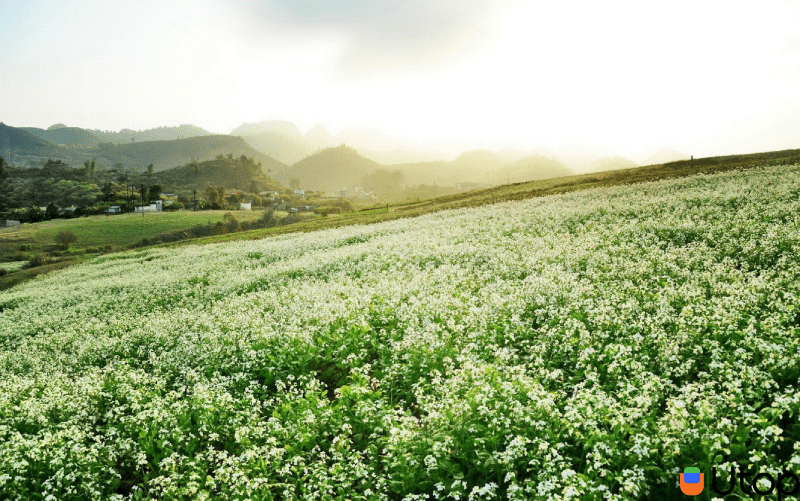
[1,0,798,158]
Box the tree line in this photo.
[0,154,285,223]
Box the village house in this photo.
[134,200,163,213]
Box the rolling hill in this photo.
[152,155,285,194]
[286,144,380,192]
[395,150,510,186]
[494,154,573,183]
[3,150,800,498]
[88,124,212,144]
[239,132,317,165]
[0,124,286,175]
[21,127,102,147]
[95,135,287,173]
[0,123,72,165]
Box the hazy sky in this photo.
[1,0,798,158]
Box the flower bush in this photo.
[1,165,799,500]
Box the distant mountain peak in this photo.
[47,123,68,130]
[305,124,332,141]
[231,120,303,138]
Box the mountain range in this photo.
[0,120,691,194]
[0,123,286,176]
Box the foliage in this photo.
[147,184,162,201]
[21,253,51,269]
[131,209,285,246]
[153,154,279,195]
[0,153,286,221]
[54,230,77,250]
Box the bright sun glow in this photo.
[0,0,798,158]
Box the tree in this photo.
[26,206,44,224]
[148,184,162,201]
[226,192,242,206]
[223,212,240,232]
[146,164,154,178]
[204,186,219,205]
[45,202,59,220]
[101,182,116,202]
[0,157,12,210]
[289,178,301,190]
[54,230,77,250]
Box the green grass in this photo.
[0,210,265,255]
[0,210,266,289]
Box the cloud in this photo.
[234,0,492,75]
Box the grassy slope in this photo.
[3,147,798,289]
[0,211,265,289]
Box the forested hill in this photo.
[153,155,284,193]
[285,145,380,192]
[20,127,102,148]
[96,135,287,173]
[88,124,212,144]
[1,124,286,176]
[0,123,71,164]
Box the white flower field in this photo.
[2,164,800,500]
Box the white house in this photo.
[239,202,252,211]
[134,200,163,213]
[0,220,21,227]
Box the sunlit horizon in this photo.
[2,0,799,160]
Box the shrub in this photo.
[22,254,50,269]
[19,244,32,251]
[54,230,77,250]
[0,268,7,277]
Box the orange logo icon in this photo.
[680,467,704,495]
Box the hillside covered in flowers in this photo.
[1,164,799,500]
